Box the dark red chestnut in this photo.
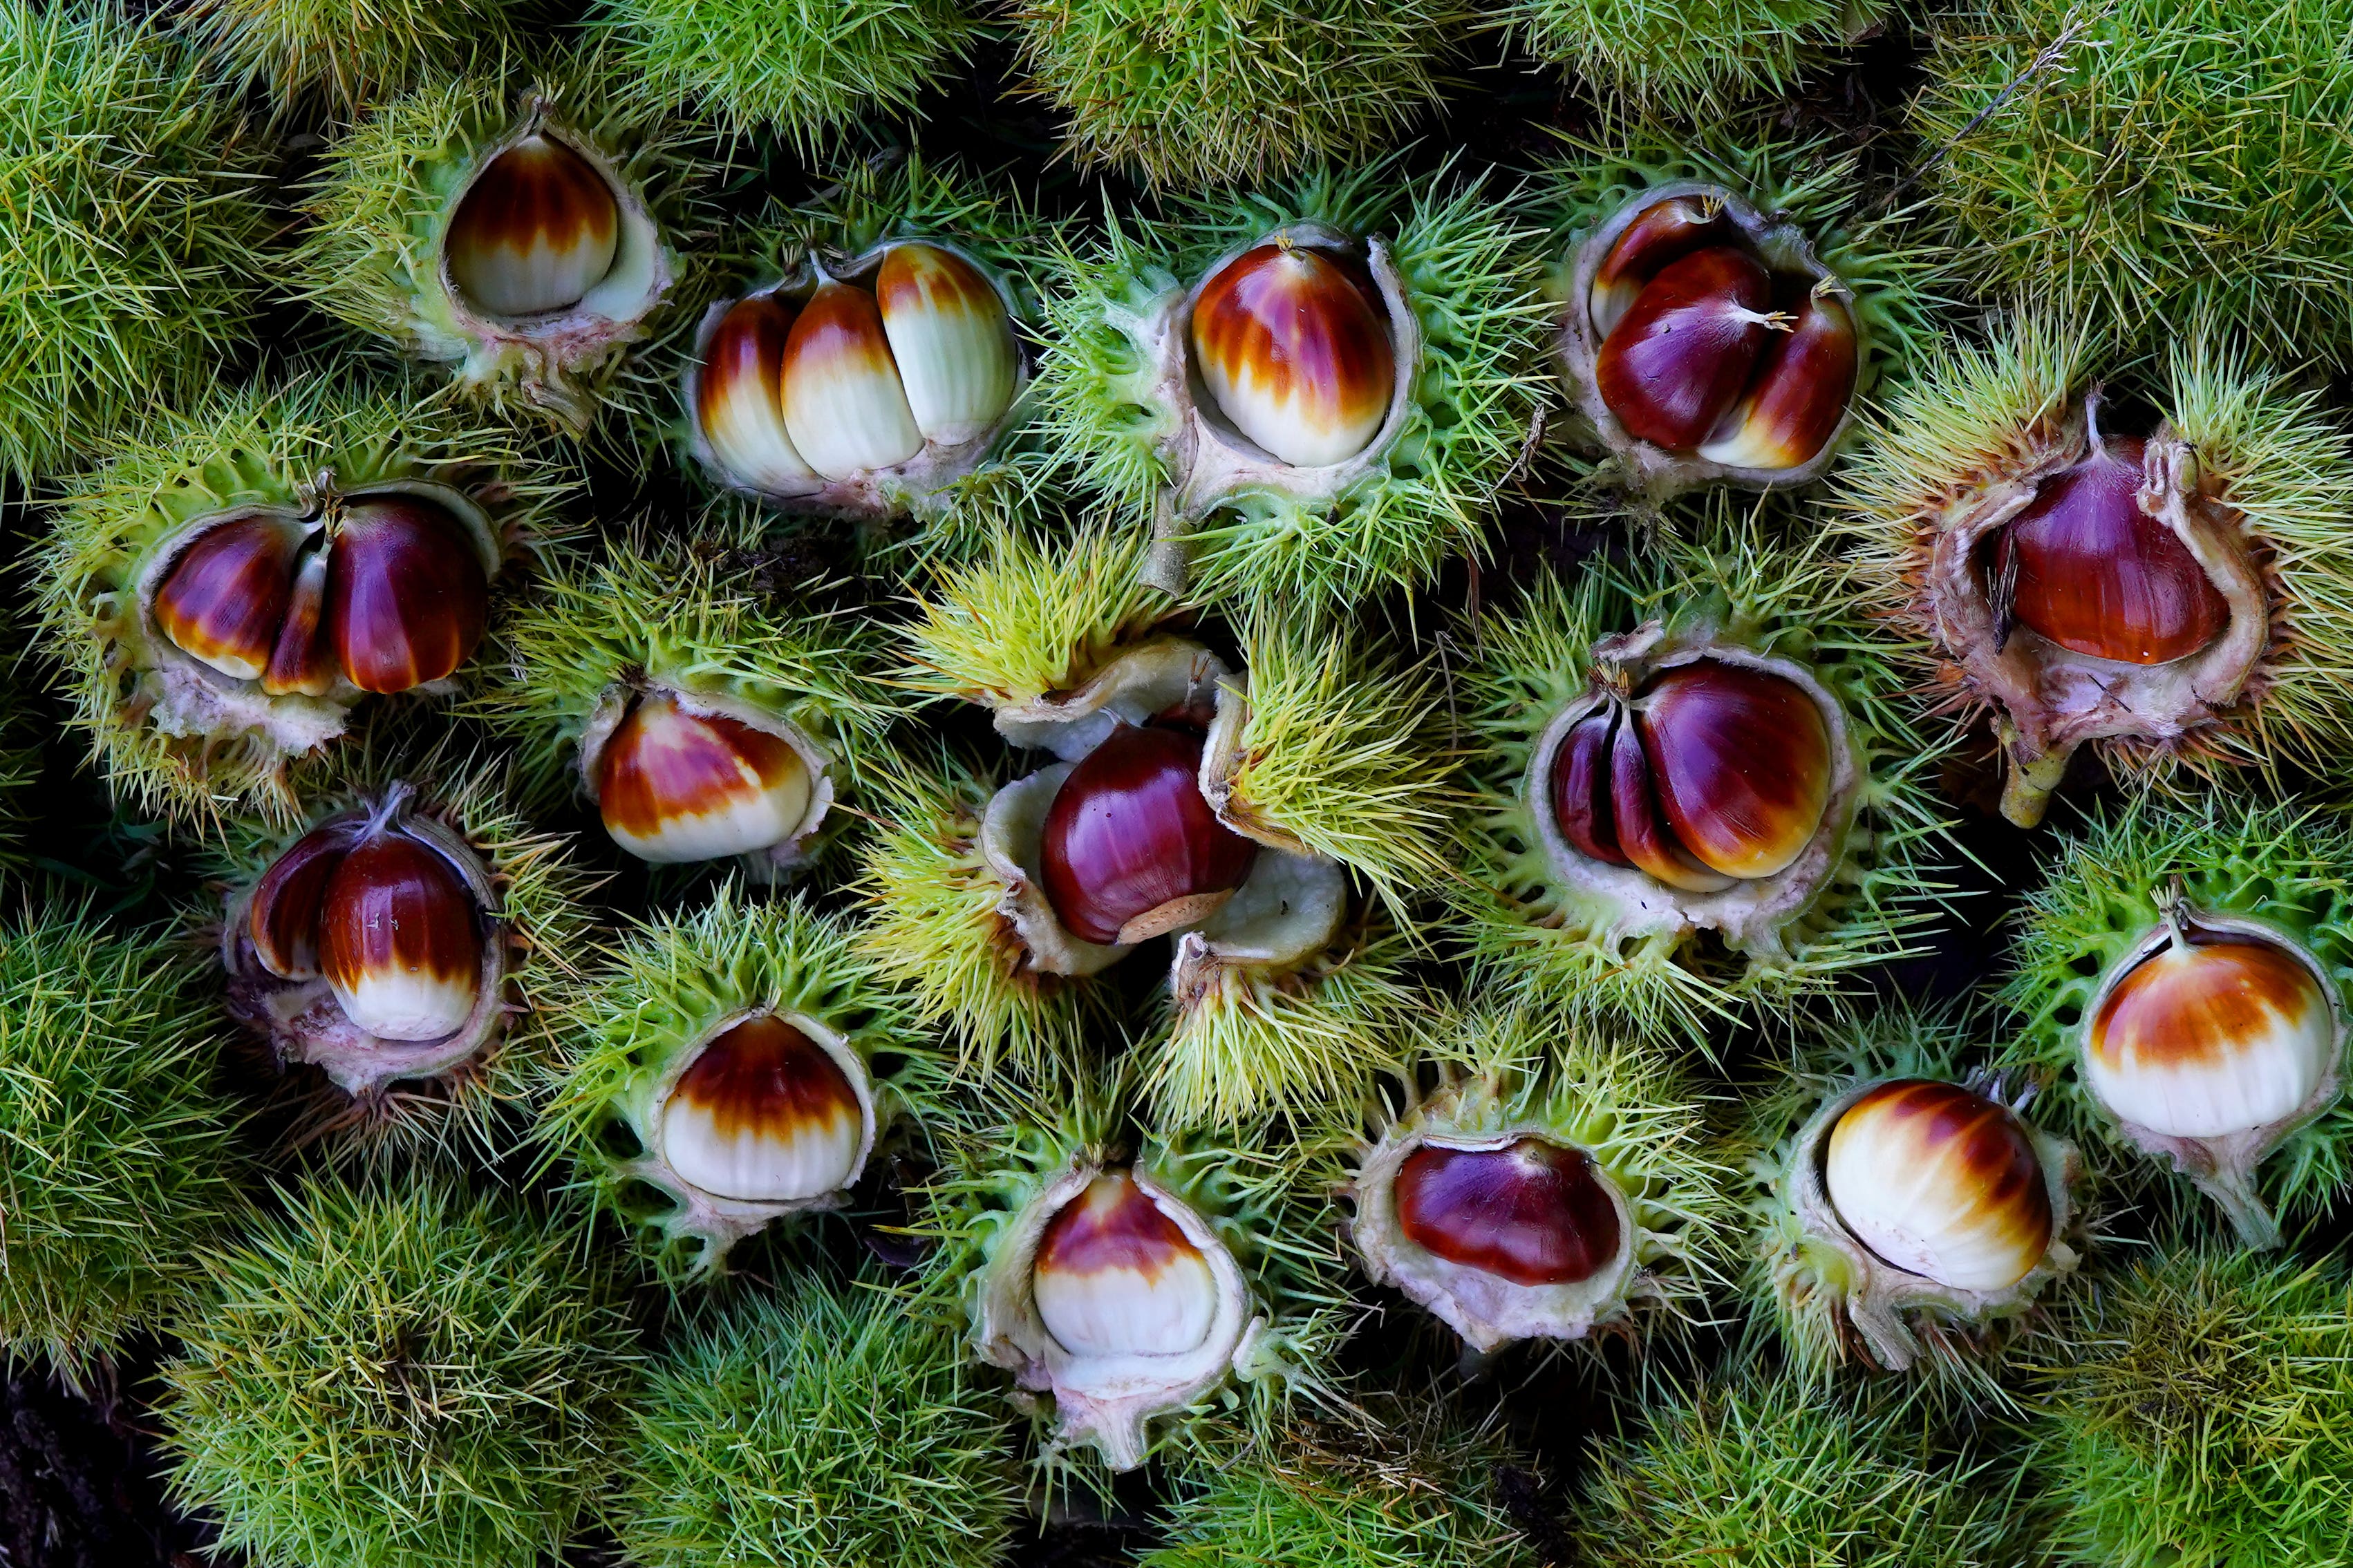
[1038,723,1260,947]
[1394,1138,1623,1287]
[261,549,337,697]
[1588,194,1735,340]
[153,514,305,681]
[1594,246,1783,451]
[1548,708,1629,867]
[1606,708,1733,894]
[1698,278,1859,471]
[1991,426,2229,665]
[247,822,348,981]
[315,829,482,1041]
[1638,660,1832,880]
[326,498,491,695]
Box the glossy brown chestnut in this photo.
[261,549,337,697]
[1638,660,1832,880]
[1394,1138,1622,1287]
[697,294,815,493]
[444,133,620,319]
[1549,709,1629,867]
[1039,723,1260,947]
[594,691,814,864]
[247,823,346,981]
[316,829,482,1042]
[1697,280,1859,471]
[1189,240,1394,469]
[326,498,491,695]
[153,514,305,682]
[1606,709,1734,894]
[1992,435,2229,665]
[1588,195,1734,340]
[659,1014,864,1202]
[1594,246,1781,451]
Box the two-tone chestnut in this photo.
[688,239,1025,519]
[222,782,509,1100]
[1561,183,1862,502]
[581,686,832,870]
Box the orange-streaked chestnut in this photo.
[1697,279,1859,470]
[1588,194,1735,341]
[1993,431,2229,665]
[153,514,306,681]
[596,690,814,864]
[247,824,347,981]
[1606,710,1733,894]
[1394,1139,1622,1287]
[874,243,1019,446]
[1824,1079,2054,1292]
[780,279,924,480]
[1038,722,1261,947]
[1595,246,1783,451]
[1189,240,1394,469]
[697,294,816,493]
[261,548,337,697]
[444,133,620,318]
[325,498,491,695]
[2087,930,2335,1139]
[1033,1171,1219,1358]
[1637,661,1832,880]
[316,830,482,1041]
[659,1015,864,1202]
[1549,708,1630,867]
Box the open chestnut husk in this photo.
[1340,1012,1731,1357]
[1559,180,1864,502]
[222,782,512,1106]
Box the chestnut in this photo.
[1588,193,1735,341]
[874,242,1021,447]
[1698,280,1859,472]
[152,513,304,682]
[657,1014,865,1203]
[594,690,816,865]
[696,294,816,494]
[1031,1169,1219,1359]
[780,278,925,481]
[1593,246,1783,451]
[444,133,621,319]
[327,498,493,695]
[1189,238,1394,469]
[1037,721,1260,947]
[1824,1078,2054,1293]
[1394,1138,1622,1287]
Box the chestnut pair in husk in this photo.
[1562,183,1860,500]
[691,238,1024,516]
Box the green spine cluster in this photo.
[160,1174,640,1568]
[0,3,267,481]
[610,1273,1020,1568]
[173,0,523,110]
[1504,0,1877,116]
[0,910,250,1377]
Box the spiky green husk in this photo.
[854,741,1114,1081]
[174,0,521,111]
[1329,1001,1735,1350]
[30,375,573,829]
[596,0,977,151]
[1997,797,2353,1238]
[198,746,596,1162]
[469,528,895,821]
[1535,122,1945,403]
[0,656,41,878]
[1148,1404,1541,1568]
[1006,0,1456,189]
[1741,1005,2080,1392]
[292,51,707,433]
[160,1173,639,1568]
[1837,305,2353,790]
[2031,1245,2353,1567]
[1040,162,1547,616]
[1914,0,2353,363]
[611,1272,1020,1568]
[928,1075,1351,1479]
[671,156,1058,550]
[1503,0,1873,115]
[0,4,266,481]
[1450,502,1950,1043]
[543,882,954,1281]
[0,909,251,1378]
[1575,1367,2027,1566]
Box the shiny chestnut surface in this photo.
[780,279,924,480]
[1394,1138,1622,1287]
[153,515,304,681]
[1638,660,1832,880]
[874,242,1019,446]
[1589,195,1734,339]
[315,831,482,1041]
[1593,245,1776,451]
[247,823,345,981]
[1190,240,1394,469]
[595,692,813,864]
[328,498,491,694]
[1039,723,1259,947]
[1824,1078,2054,1292]
[1995,437,2229,665]
[696,294,814,492]
[445,133,619,318]
[1697,282,1858,471]
[1033,1171,1219,1359]
[661,1014,863,1202]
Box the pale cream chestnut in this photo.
[874,242,1019,446]
[1189,239,1394,468]
[657,1014,865,1202]
[444,133,621,318]
[595,690,816,864]
[1824,1078,2054,1293]
[780,278,925,480]
[1032,1170,1220,1359]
